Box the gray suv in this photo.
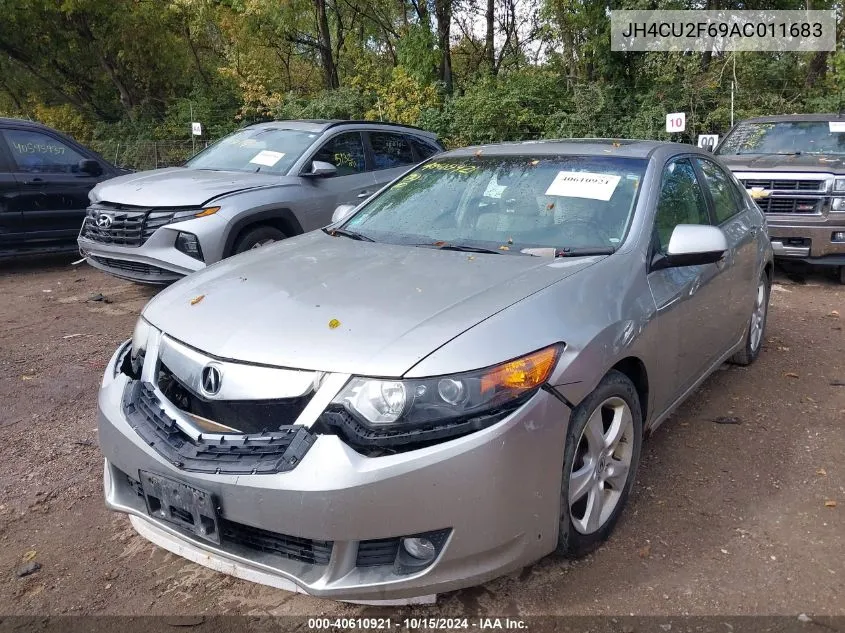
[77,120,442,283]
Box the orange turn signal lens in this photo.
[194,206,220,218]
[480,345,561,396]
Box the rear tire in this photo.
[557,370,642,558]
[232,226,286,254]
[730,270,770,366]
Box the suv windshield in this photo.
[342,155,646,253]
[185,127,318,174]
[717,121,845,156]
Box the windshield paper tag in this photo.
[829,121,845,133]
[249,150,285,166]
[545,171,621,201]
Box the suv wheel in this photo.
[557,370,642,558]
[233,226,286,254]
[730,270,770,366]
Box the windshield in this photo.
[185,127,318,173]
[341,155,646,253]
[717,121,845,156]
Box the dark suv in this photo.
[716,114,845,283]
[0,118,122,257]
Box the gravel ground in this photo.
[0,255,843,617]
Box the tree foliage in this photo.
[0,0,843,148]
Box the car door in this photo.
[0,136,24,251]
[693,156,758,343]
[1,127,105,246]
[646,156,728,403]
[366,131,418,192]
[297,131,375,229]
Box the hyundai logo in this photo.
[200,364,223,396]
[96,213,114,228]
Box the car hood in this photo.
[91,167,296,207]
[142,232,602,377]
[718,153,845,174]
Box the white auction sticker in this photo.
[249,150,285,166]
[545,171,621,201]
[829,121,845,133]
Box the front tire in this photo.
[730,270,770,366]
[232,226,286,254]
[557,370,642,558]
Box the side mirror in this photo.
[305,161,337,178]
[654,224,727,269]
[331,204,357,224]
[78,159,103,176]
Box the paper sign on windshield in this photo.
[545,171,621,201]
[249,150,285,166]
[829,121,845,133]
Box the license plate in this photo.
[139,471,220,544]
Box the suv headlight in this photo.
[129,317,153,376]
[321,345,562,451]
[834,178,845,193]
[170,206,220,222]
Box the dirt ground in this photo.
[0,254,843,618]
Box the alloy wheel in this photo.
[749,280,767,353]
[569,396,635,535]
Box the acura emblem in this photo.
[96,213,114,228]
[201,364,223,396]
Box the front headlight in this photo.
[329,345,562,435]
[170,206,221,222]
[130,317,153,376]
[834,178,845,193]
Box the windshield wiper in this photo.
[322,227,374,242]
[555,247,616,257]
[412,242,501,254]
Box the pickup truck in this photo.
[716,113,845,283]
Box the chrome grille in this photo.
[755,197,821,214]
[742,178,823,191]
[82,206,180,246]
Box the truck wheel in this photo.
[557,370,642,558]
[232,226,286,254]
[730,270,770,366]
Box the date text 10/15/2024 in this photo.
[307,617,528,630]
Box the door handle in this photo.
[357,191,372,198]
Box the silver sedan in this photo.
[97,139,773,603]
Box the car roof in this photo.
[0,116,60,132]
[441,138,698,159]
[737,113,845,124]
[246,119,439,139]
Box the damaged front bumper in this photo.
[98,341,571,602]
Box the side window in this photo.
[3,129,84,174]
[695,157,742,224]
[369,132,414,170]
[654,158,711,254]
[408,136,441,160]
[312,132,365,176]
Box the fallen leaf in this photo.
[783,372,799,379]
[638,544,651,558]
[546,202,555,210]
[22,550,36,562]
[816,468,827,476]
[328,318,341,329]
[530,159,539,165]
[190,295,205,306]
[433,240,447,247]
[828,310,839,318]
[474,149,483,157]
[612,142,622,148]
[21,375,35,381]
[467,256,475,261]
[824,500,837,508]
[720,548,729,554]
[498,245,510,251]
